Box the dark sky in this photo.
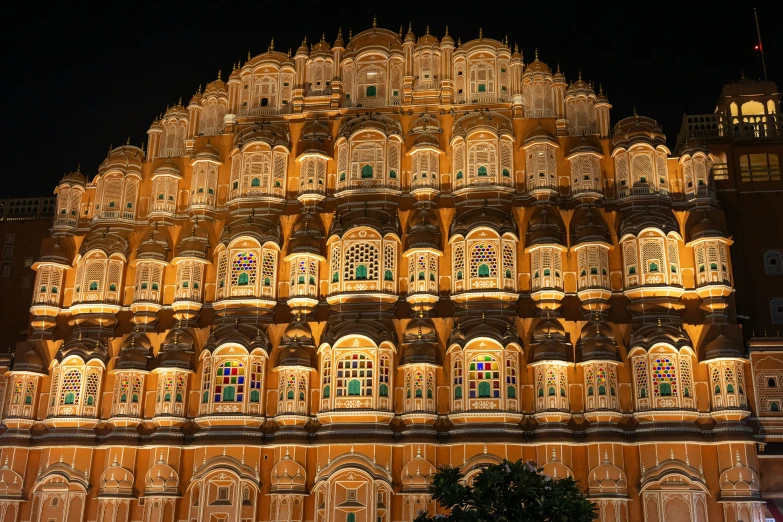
[1,1,778,198]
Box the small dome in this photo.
[333,28,345,49]
[440,27,454,47]
[116,332,151,371]
[153,159,181,178]
[527,205,565,246]
[405,206,441,251]
[629,320,691,351]
[289,210,325,255]
[524,51,551,75]
[576,320,620,363]
[157,327,195,371]
[80,231,129,258]
[524,124,558,145]
[37,239,72,266]
[452,111,513,141]
[192,141,221,163]
[175,221,210,261]
[450,203,516,238]
[61,168,87,186]
[10,341,47,375]
[401,338,437,366]
[404,24,416,44]
[568,136,602,156]
[311,35,331,56]
[203,79,227,97]
[99,145,144,175]
[224,214,281,247]
[612,114,666,149]
[566,75,595,97]
[572,208,610,246]
[704,330,744,360]
[416,27,439,48]
[136,226,170,263]
[689,213,726,241]
[619,208,679,238]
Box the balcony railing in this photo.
[678,112,783,144]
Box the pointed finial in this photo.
[578,69,582,81]
[126,136,130,145]
[657,317,662,327]
[178,96,182,105]
[633,106,638,117]
[599,83,603,95]
[268,38,274,52]
[670,449,674,460]
[735,450,742,465]
[483,443,487,454]
[457,37,462,46]
[287,48,291,57]
[337,26,342,39]
[479,27,483,39]
[445,25,449,36]
[604,451,609,464]
[398,25,403,38]
[350,445,354,453]
[514,42,519,54]
[535,48,539,60]
[348,28,353,40]
[217,69,222,81]
[248,50,251,61]
[372,15,377,28]
[426,25,430,35]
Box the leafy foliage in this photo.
[413,459,598,522]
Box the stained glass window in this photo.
[336,354,373,397]
[60,369,82,406]
[634,357,648,400]
[470,243,497,279]
[468,355,500,399]
[596,366,607,395]
[652,356,677,397]
[214,361,245,403]
[379,355,391,397]
[453,357,463,399]
[231,252,257,287]
[506,356,517,399]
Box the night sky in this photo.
[1,2,778,198]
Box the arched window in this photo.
[478,166,488,176]
[238,272,249,285]
[214,361,245,403]
[251,177,261,187]
[468,355,499,399]
[355,265,368,280]
[385,269,393,281]
[366,86,376,97]
[361,164,373,178]
[348,379,361,395]
[478,264,490,277]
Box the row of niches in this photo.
[0,442,764,522]
[35,203,733,313]
[7,328,774,428]
[53,113,713,233]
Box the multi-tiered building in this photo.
[1,21,781,522]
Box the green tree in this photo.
[413,459,597,522]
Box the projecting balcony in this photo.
[677,112,783,146]
[247,105,291,116]
[53,215,79,230]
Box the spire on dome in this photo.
[268,38,274,52]
[479,27,483,39]
[372,15,377,28]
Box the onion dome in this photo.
[595,83,609,104]
[80,231,129,258]
[576,320,620,363]
[529,316,571,363]
[527,205,565,246]
[703,329,744,360]
[450,315,520,348]
[345,24,403,53]
[688,213,726,241]
[332,27,345,49]
[203,78,227,97]
[192,141,221,163]
[157,326,195,371]
[296,37,309,56]
[115,331,152,371]
[99,144,144,174]
[572,208,611,246]
[311,34,331,56]
[153,159,181,178]
[189,89,202,106]
[568,136,602,156]
[628,319,691,351]
[552,63,565,84]
[619,208,679,238]
[36,238,72,267]
[404,23,416,44]
[223,213,281,246]
[450,203,517,238]
[448,320,466,346]
[401,335,438,366]
[416,26,439,48]
[289,209,324,255]
[524,124,558,146]
[440,26,454,47]
[174,221,210,262]
[270,451,307,494]
[278,319,315,368]
[62,166,87,186]
[524,49,551,75]
[337,113,402,140]
[612,114,666,149]
[405,206,441,251]
[135,224,170,263]
[204,322,269,356]
[566,72,595,96]
[10,341,48,374]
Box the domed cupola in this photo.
[272,316,316,428]
[404,205,442,310]
[286,209,326,316]
[310,34,332,57]
[629,319,691,352]
[167,220,210,325]
[523,124,560,197]
[115,330,152,372]
[567,136,604,199]
[30,238,73,332]
[450,111,515,196]
[526,205,567,311]
[296,119,332,203]
[564,72,598,136]
[449,202,519,302]
[528,315,573,423]
[228,123,291,211]
[701,327,749,422]
[147,325,195,428]
[3,340,48,429]
[571,208,612,313]
[685,212,733,320]
[174,220,210,262]
[93,145,144,227]
[399,312,440,425]
[612,114,671,200]
[576,319,620,364]
[522,50,555,118]
[406,113,443,197]
[149,159,182,221]
[53,167,87,235]
[679,139,713,199]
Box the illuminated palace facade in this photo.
[2,22,781,522]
